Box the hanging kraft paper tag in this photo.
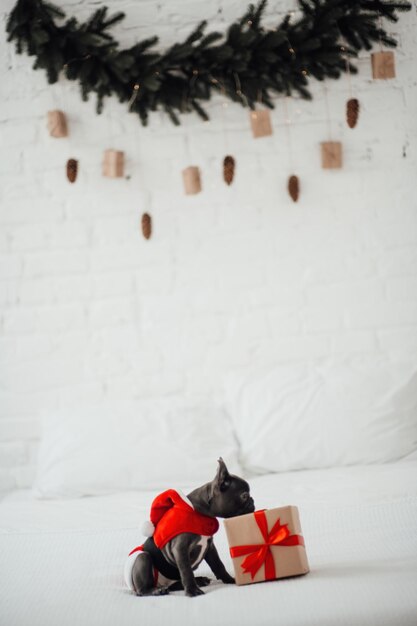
[102,150,124,178]
[182,166,202,195]
[371,51,396,79]
[321,141,342,169]
[47,110,68,138]
[250,110,273,139]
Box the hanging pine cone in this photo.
[66,158,78,183]
[223,155,235,185]
[141,213,152,240]
[288,175,299,202]
[346,98,359,129]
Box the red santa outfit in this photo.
[124,489,219,591]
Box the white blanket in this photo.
[1,461,417,626]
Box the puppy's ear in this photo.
[214,457,231,492]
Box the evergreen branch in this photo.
[5,0,412,125]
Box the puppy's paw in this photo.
[195,576,211,587]
[221,573,235,585]
[185,586,205,597]
[151,586,170,596]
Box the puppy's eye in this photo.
[241,492,249,502]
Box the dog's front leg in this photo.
[204,541,235,584]
[169,535,204,597]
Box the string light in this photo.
[233,72,248,106]
[128,83,140,110]
[63,53,91,70]
[247,20,253,26]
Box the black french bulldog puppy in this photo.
[131,458,255,597]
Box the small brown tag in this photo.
[321,141,342,169]
[182,166,202,195]
[102,150,124,178]
[47,110,68,138]
[371,51,396,79]
[250,110,273,138]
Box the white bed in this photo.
[1,459,417,626]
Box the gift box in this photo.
[102,149,124,178]
[47,110,68,138]
[224,506,309,585]
[182,166,202,195]
[371,51,396,80]
[321,141,342,169]
[250,109,273,139]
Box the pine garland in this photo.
[6,0,411,126]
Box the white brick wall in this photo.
[0,0,416,492]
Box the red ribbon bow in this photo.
[229,510,304,580]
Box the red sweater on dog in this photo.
[125,489,219,591]
[149,489,219,548]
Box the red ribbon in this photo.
[229,510,304,580]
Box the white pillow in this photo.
[33,400,241,498]
[225,356,417,473]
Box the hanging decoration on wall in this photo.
[321,85,342,170]
[141,213,152,240]
[346,98,360,129]
[183,166,202,195]
[288,175,300,202]
[321,141,343,169]
[250,110,273,139]
[102,149,124,178]
[66,158,78,183]
[283,97,300,202]
[223,156,235,186]
[371,13,397,80]
[47,110,68,138]
[6,0,411,127]
[342,43,360,129]
[371,51,396,79]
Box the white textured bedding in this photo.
[1,461,417,626]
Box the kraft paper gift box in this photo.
[182,166,202,195]
[224,506,309,585]
[102,150,125,178]
[321,141,342,169]
[371,51,396,80]
[250,109,273,138]
[47,110,68,138]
